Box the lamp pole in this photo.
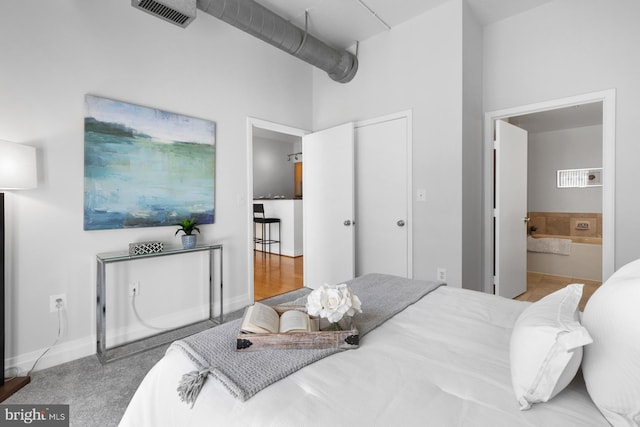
[0,191,31,402]
[0,140,37,402]
[1,191,5,386]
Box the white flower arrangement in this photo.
[306,283,362,324]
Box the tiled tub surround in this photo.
[527,212,602,281]
[528,212,602,242]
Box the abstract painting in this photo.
[84,95,215,230]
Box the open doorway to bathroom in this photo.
[485,90,615,311]
[508,102,603,310]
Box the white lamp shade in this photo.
[0,140,37,190]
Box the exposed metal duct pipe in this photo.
[196,0,358,83]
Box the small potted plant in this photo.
[175,218,200,249]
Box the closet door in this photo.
[355,116,410,277]
[302,123,355,289]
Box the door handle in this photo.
[344,220,352,226]
[397,220,405,227]
[524,217,531,223]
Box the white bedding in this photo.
[120,286,609,427]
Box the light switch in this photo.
[416,189,426,202]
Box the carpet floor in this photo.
[3,288,311,427]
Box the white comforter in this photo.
[120,286,608,427]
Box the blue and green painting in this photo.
[84,95,215,230]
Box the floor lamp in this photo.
[0,140,37,402]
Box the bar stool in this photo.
[253,204,281,256]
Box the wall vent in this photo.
[557,168,602,188]
[132,0,196,28]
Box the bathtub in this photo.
[527,234,602,281]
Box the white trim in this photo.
[5,336,95,375]
[483,89,616,293]
[601,91,616,280]
[246,118,310,299]
[355,110,414,278]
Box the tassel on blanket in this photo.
[177,368,211,408]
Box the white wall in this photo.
[1,0,312,371]
[253,137,296,198]
[312,0,481,288]
[484,0,640,268]
[528,125,603,213]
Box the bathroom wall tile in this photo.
[529,214,546,234]
[570,217,597,237]
[528,211,602,238]
[546,215,571,235]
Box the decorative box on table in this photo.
[236,306,359,351]
[128,241,164,255]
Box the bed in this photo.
[120,267,640,427]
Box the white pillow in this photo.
[510,284,593,410]
[582,258,640,427]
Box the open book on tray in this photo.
[237,303,359,351]
[240,302,319,334]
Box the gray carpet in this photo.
[3,288,311,427]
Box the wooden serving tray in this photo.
[236,306,359,351]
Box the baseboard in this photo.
[106,305,210,348]
[224,293,253,314]
[5,306,211,373]
[4,298,253,374]
[5,335,95,375]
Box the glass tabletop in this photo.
[97,243,222,262]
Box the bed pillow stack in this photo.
[509,283,592,410]
[582,258,640,427]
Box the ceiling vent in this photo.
[132,0,196,28]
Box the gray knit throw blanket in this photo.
[172,273,443,406]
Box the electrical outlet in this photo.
[50,294,66,312]
[129,281,140,297]
[437,268,447,282]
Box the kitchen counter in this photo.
[253,199,303,257]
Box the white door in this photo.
[355,117,410,277]
[302,123,355,289]
[495,120,528,298]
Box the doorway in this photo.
[484,90,616,303]
[247,118,308,301]
[511,103,604,309]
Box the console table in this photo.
[96,244,223,364]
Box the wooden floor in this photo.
[515,271,601,311]
[254,254,599,310]
[254,252,304,301]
